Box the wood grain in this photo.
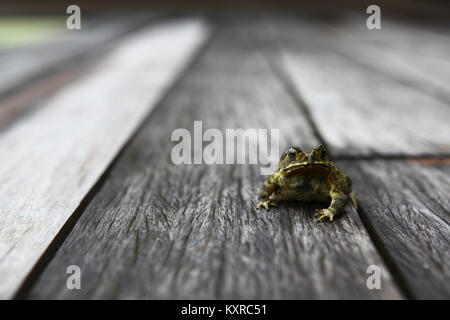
[332,10,450,103]
[263,9,450,104]
[0,61,92,131]
[0,19,209,299]
[257,15,450,157]
[338,159,450,299]
[26,26,401,299]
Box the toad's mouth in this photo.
[282,162,331,176]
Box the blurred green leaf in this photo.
[0,16,66,49]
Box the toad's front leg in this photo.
[314,191,348,222]
[256,174,278,210]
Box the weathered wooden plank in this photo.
[0,61,91,131]
[0,19,209,299]
[0,13,159,131]
[26,26,401,299]
[331,10,450,102]
[338,159,450,299]
[0,12,158,99]
[263,10,450,104]
[258,16,450,156]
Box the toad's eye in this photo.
[317,145,327,159]
[287,148,297,159]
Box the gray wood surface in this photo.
[0,19,209,299]
[338,159,450,299]
[257,15,450,157]
[255,14,450,298]
[0,61,91,131]
[265,10,450,105]
[26,26,401,300]
[334,10,450,103]
[0,13,164,131]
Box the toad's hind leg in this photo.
[314,191,349,222]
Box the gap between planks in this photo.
[265,9,450,105]
[0,12,161,100]
[255,15,450,157]
[0,18,210,299]
[250,15,450,298]
[0,12,169,131]
[338,159,450,299]
[25,25,402,300]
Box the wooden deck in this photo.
[0,8,449,299]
